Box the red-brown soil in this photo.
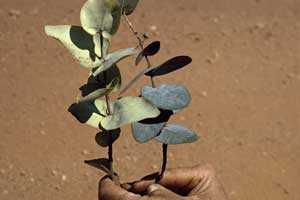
[0,0,300,199]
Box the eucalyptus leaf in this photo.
[119,0,139,15]
[95,129,121,147]
[68,100,106,129]
[155,125,199,144]
[145,56,192,77]
[80,0,122,36]
[45,25,110,68]
[136,41,160,65]
[101,96,160,130]
[84,158,110,174]
[93,47,139,76]
[132,122,165,143]
[141,84,191,110]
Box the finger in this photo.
[146,183,181,199]
[132,164,212,195]
[99,177,140,200]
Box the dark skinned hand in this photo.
[99,164,228,200]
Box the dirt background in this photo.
[1,0,300,199]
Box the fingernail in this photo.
[146,184,161,195]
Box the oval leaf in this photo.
[95,129,120,147]
[80,0,121,36]
[141,84,191,110]
[68,100,107,129]
[155,125,199,144]
[45,25,109,68]
[93,47,139,76]
[84,158,110,174]
[145,56,192,77]
[132,122,165,143]
[101,96,160,130]
[136,41,160,65]
[119,0,139,15]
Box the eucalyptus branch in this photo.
[124,13,170,182]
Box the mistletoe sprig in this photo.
[45,0,199,184]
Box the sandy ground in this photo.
[0,0,300,199]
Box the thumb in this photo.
[146,184,181,199]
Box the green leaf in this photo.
[101,96,160,130]
[141,84,191,110]
[93,47,139,76]
[80,0,122,36]
[78,65,121,103]
[155,125,199,144]
[145,56,192,77]
[136,41,160,65]
[45,25,110,68]
[132,122,165,143]
[84,158,110,174]
[68,100,107,129]
[95,129,120,147]
[119,0,139,15]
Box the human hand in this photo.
[99,164,228,200]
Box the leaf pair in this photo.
[69,96,160,130]
[78,64,121,103]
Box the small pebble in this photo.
[29,177,35,182]
[152,164,158,170]
[150,25,157,31]
[81,149,89,155]
[61,175,67,181]
[2,190,8,195]
[0,169,5,174]
[255,22,265,29]
[20,170,26,176]
[201,91,208,97]
[8,9,21,19]
[51,170,58,176]
[40,130,46,135]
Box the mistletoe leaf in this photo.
[68,100,107,129]
[95,129,121,147]
[155,125,199,144]
[136,41,160,65]
[80,0,122,36]
[84,158,110,174]
[141,84,191,110]
[101,96,160,130]
[145,56,192,76]
[45,25,109,68]
[119,0,139,15]
[132,122,165,143]
[93,47,139,76]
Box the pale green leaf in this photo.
[80,0,121,36]
[93,47,139,76]
[101,96,160,130]
[45,25,110,68]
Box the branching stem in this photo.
[124,14,169,181]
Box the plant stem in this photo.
[156,144,168,183]
[100,32,116,182]
[123,14,155,88]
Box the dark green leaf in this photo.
[119,0,139,15]
[95,129,121,147]
[139,109,173,124]
[145,56,192,77]
[132,122,165,143]
[84,158,110,174]
[155,125,199,144]
[141,84,191,110]
[136,41,160,65]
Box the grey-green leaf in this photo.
[84,158,110,174]
[119,0,139,15]
[93,47,139,76]
[132,122,165,143]
[95,129,121,147]
[141,84,191,110]
[155,125,199,144]
[45,25,109,68]
[80,0,122,36]
[101,96,160,130]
